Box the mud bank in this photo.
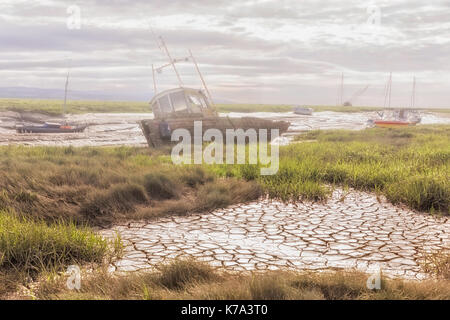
[0,111,448,147]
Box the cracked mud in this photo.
[100,189,449,279]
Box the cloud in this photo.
[0,0,449,107]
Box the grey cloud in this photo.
[0,0,449,107]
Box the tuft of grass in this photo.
[80,183,148,223]
[157,258,217,290]
[180,166,214,187]
[0,210,114,275]
[420,248,450,280]
[143,173,178,200]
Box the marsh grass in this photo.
[209,125,450,214]
[10,98,448,115]
[0,210,115,275]
[0,146,261,225]
[32,259,450,300]
[0,98,150,115]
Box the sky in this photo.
[0,0,449,107]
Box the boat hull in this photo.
[373,120,414,128]
[139,116,290,148]
[293,108,313,116]
[16,126,87,134]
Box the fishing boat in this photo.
[140,87,289,147]
[16,122,87,133]
[139,36,290,148]
[293,106,313,115]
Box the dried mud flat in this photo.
[1,111,449,146]
[100,189,449,280]
[2,110,449,280]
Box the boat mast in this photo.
[152,64,157,94]
[159,36,184,87]
[388,72,392,108]
[410,76,416,108]
[189,49,214,105]
[340,72,344,106]
[152,35,215,105]
[383,72,392,108]
[63,68,70,115]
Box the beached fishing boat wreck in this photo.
[139,36,290,148]
[140,87,289,147]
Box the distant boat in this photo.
[293,106,313,115]
[368,76,421,128]
[16,122,87,133]
[368,109,421,128]
[16,65,87,134]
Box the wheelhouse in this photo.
[150,87,215,119]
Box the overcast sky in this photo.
[1,0,449,107]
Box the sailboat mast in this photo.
[387,72,392,108]
[340,72,344,106]
[411,76,416,108]
[152,64,157,94]
[63,69,70,115]
[159,36,184,87]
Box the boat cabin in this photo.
[150,87,216,120]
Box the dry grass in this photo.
[30,259,450,300]
[0,146,261,226]
[420,248,450,280]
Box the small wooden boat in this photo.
[16,122,87,133]
[140,88,290,148]
[293,106,313,115]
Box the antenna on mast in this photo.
[158,36,184,87]
[63,61,71,116]
[189,49,214,105]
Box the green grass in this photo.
[209,125,450,214]
[2,98,449,115]
[31,259,450,300]
[0,98,150,115]
[0,210,116,274]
